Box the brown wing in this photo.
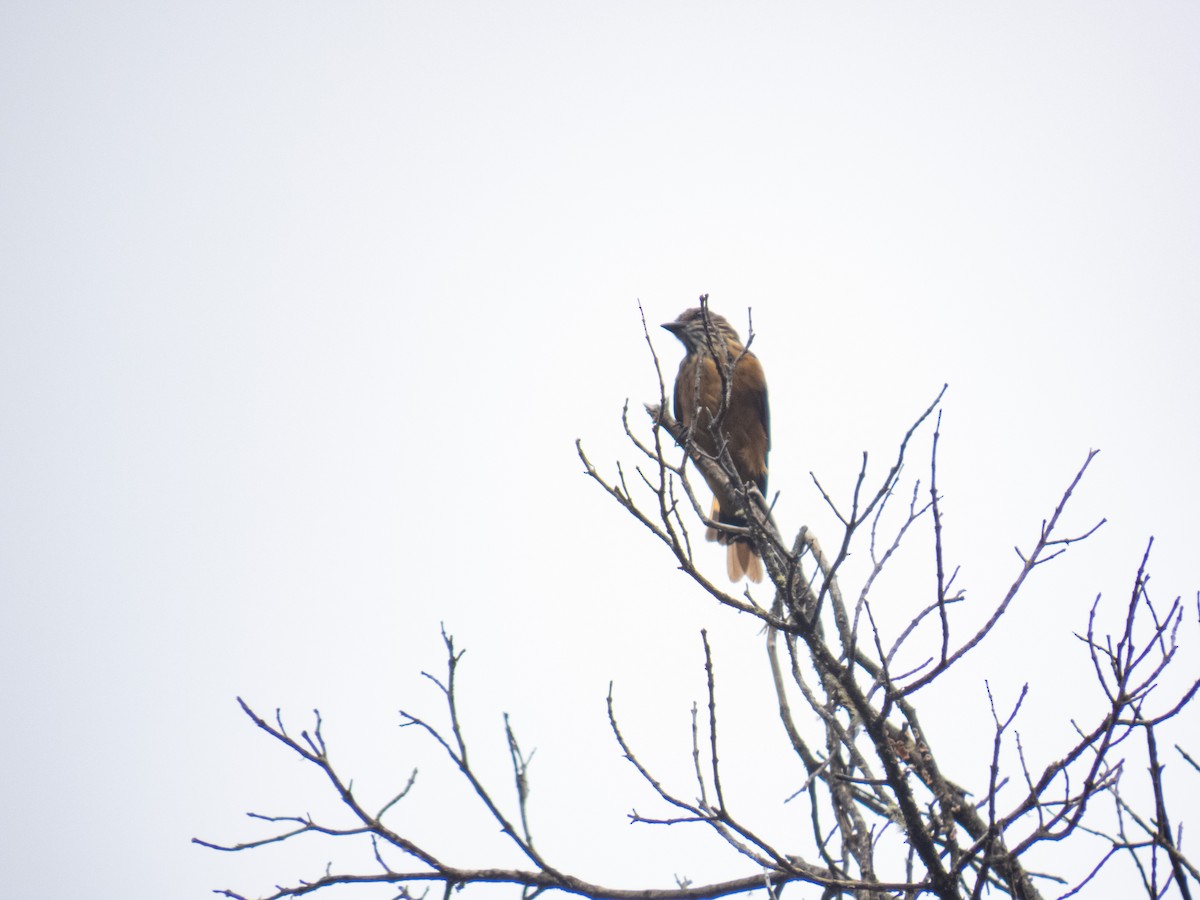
[673,353,723,455]
[726,351,769,496]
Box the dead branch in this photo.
[204,312,1197,900]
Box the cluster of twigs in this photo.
[197,305,1197,899]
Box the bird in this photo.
[662,305,770,583]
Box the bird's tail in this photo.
[707,499,764,583]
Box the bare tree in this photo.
[197,300,1199,899]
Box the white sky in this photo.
[2,3,1198,898]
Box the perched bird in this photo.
[662,306,770,583]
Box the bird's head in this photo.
[662,307,744,355]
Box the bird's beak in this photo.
[662,320,682,335]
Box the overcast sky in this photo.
[2,3,1198,899]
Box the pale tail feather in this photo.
[705,498,721,544]
[709,498,764,582]
[729,540,764,583]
